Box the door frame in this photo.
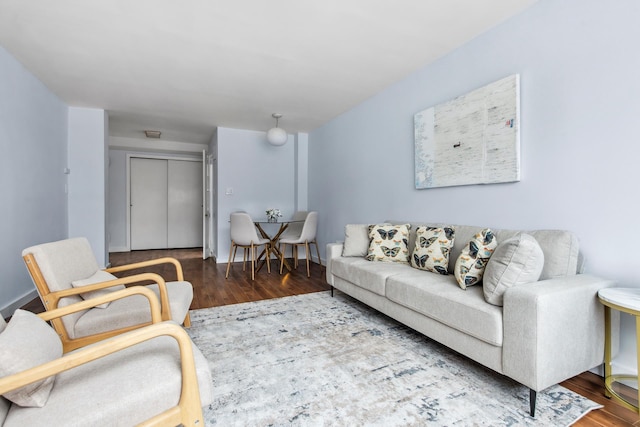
[125,153,202,251]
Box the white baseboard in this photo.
[109,245,129,253]
[1,289,39,319]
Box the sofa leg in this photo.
[331,286,334,297]
[530,389,537,417]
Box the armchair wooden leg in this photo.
[183,312,192,328]
[225,242,235,278]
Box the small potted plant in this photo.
[266,208,282,223]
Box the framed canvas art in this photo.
[414,74,520,189]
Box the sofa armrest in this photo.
[325,243,344,286]
[502,274,617,391]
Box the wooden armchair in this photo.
[22,237,193,352]
[0,288,212,426]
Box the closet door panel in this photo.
[168,160,203,248]
[130,158,168,249]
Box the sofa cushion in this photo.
[331,257,411,296]
[411,226,455,275]
[454,229,498,289]
[483,234,544,306]
[366,224,410,263]
[342,224,373,257]
[3,324,213,426]
[385,271,504,346]
[0,310,63,407]
[71,270,125,309]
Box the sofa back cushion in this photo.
[388,221,579,280]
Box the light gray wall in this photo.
[309,0,640,376]
[108,149,128,251]
[0,46,68,316]
[68,107,108,266]
[217,127,296,262]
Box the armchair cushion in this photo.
[71,270,125,309]
[2,324,213,426]
[0,310,62,407]
[73,281,193,338]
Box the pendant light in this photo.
[266,113,287,146]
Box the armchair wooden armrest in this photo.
[106,257,185,281]
[0,322,203,426]
[41,286,163,336]
[48,273,172,323]
[46,286,164,352]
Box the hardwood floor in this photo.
[20,248,639,426]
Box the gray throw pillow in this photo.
[342,224,377,257]
[0,309,63,407]
[483,233,544,306]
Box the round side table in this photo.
[598,287,640,413]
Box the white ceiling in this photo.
[0,0,537,144]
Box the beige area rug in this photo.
[187,291,602,426]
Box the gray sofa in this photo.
[326,222,617,415]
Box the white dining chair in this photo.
[278,211,308,241]
[226,212,271,280]
[278,211,322,277]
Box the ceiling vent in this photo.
[144,130,161,138]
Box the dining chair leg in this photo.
[242,248,248,271]
[279,243,287,275]
[225,242,235,278]
[265,243,271,273]
[293,246,299,268]
[304,241,311,277]
[250,243,255,281]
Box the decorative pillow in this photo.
[0,310,62,407]
[366,224,411,263]
[454,229,498,289]
[342,224,382,257]
[483,234,545,306]
[411,226,455,275]
[71,270,124,308]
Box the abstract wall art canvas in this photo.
[414,74,520,189]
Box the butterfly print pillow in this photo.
[411,226,455,274]
[454,228,498,289]
[366,224,411,263]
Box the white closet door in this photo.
[168,160,203,248]
[130,158,168,249]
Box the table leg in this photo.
[603,305,612,398]
[254,223,295,273]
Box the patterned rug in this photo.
[187,291,602,426]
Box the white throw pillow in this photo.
[342,224,374,257]
[71,270,124,308]
[483,233,545,306]
[454,229,498,289]
[0,310,62,407]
